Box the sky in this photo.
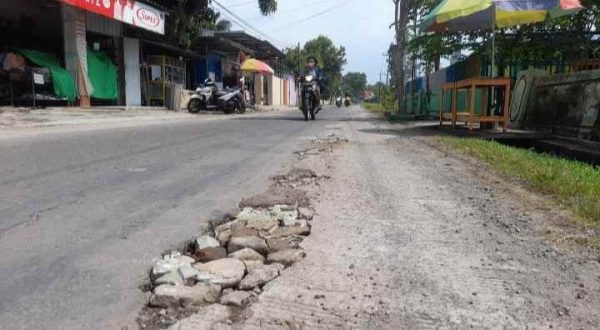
[215,0,396,84]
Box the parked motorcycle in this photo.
[188,79,245,114]
[300,73,319,121]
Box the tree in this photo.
[343,72,367,99]
[392,0,410,113]
[164,0,278,49]
[283,35,347,96]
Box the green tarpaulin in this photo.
[19,49,77,101]
[87,48,118,100]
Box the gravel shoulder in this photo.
[183,107,600,329]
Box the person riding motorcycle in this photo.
[302,56,324,111]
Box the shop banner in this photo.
[62,0,165,35]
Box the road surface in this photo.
[0,109,332,329]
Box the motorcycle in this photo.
[335,95,342,108]
[344,95,352,107]
[188,79,245,114]
[300,73,319,121]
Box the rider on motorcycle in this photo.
[303,56,324,111]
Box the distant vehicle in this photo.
[344,93,352,107]
[188,79,245,114]
[335,95,343,108]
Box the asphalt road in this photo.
[0,108,341,329]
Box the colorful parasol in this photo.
[421,0,583,77]
[422,0,583,33]
[241,58,275,75]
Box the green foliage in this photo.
[165,0,278,49]
[343,72,367,99]
[283,35,347,90]
[437,137,600,225]
[406,0,600,77]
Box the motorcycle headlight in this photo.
[305,75,314,82]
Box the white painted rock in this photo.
[150,283,221,308]
[154,271,184,286]
[219,290,257,307]
[238,263,284,290]
[196,235,220,250]
[152,253,196,279]
[270,205,298,225]
[228,248,265,262]
[194,258,246,288]
[227,236,268,255]
[267,249,306,267]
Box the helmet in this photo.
[307,56,319,65]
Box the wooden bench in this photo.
[440,77,511,132]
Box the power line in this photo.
[212,0,291,48]
[272,0,354,30]
[225,0,255,8]
[242,0,339,21]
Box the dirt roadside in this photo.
[169,107,600,329]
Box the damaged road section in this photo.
[137,167,326,329]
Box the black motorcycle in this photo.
[300,74,319,121]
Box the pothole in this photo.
[136,167,328,330]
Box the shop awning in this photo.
[141,39,203,59]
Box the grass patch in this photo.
[436,136,600,226]
[362,102,390,116]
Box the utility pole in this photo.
[392,0,410,114]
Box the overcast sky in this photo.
[216,0,396,84]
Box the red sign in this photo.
[62,0,165,35]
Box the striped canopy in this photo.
[422,0,583,32]
[241,58,275,75]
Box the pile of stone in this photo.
[147,203,314,310]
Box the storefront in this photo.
[0,0,174,108]
[61,0,167,107]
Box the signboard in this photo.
[62,0,165,35]
[33,73,45,85]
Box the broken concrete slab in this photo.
[227,236,268,255]
[246,218,279,231]
[195,247,227,263]
[270,205,298,226]
[242,260,264,272]
[268,226,310,238]
[219,290,257,307]
[238,263,284,290]
[266,236,303,252]
[152,253,196,280]
[266,249,306,267]
[178,264,201,282]
[149,283,221,308]
[236,207,273,222]
[196,235,220,251]
[194,258,246,288]
[298,207,314,220]
[239,185,310,209]
[167,304,232,330]
[228,248,265,262]
[230,226,258,238]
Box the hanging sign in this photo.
[33,73,45,85]
[61,0,165,35]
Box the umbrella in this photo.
[421,0,583,76]
[241,58,275,75]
